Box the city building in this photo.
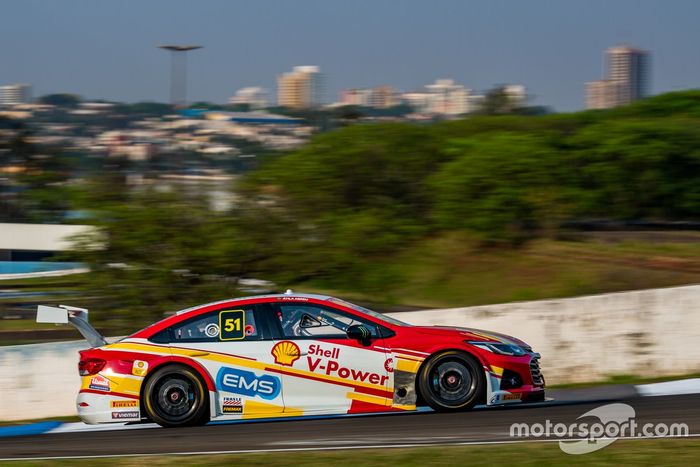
[340,86,398,108]
[503,84,527,108]
[425,79,472,115]
[401,92,432,114]
[400,79,475,115]
[277,66,323,109]
[586,45,650,109]
[340,88,372,107]
[229,86,269,110]
[368,86,399,108]
[586,80,623,110]
[0,84,32,107]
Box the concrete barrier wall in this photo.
[387,284,700,385]
[1,284,699,421]
[0,340,85,422]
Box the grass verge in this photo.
[2,438,699,466]
[302,233,700,309]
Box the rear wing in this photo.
[36,305,108,348]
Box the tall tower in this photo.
[158,45,203,107]
[586,45,650,109]
[277,66,323,109]
[607,46,650,104]
[0,84,32,106]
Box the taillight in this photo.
[79,358,106,376]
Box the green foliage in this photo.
[0,118,72,222]
[38,93,82,107]
[248,90,700,252]
[113,102,173,116]
[476,85,526,115]
[428,134,570,242]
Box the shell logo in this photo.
[271,341,301,367]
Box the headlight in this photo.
[466,341,527,356]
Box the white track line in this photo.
[1,433,698,461]
[636,379,700,397]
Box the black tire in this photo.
[142,364,209,428]
[417,351,484,412]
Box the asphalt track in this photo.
[1,392,698,460]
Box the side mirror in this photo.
[346,324,372,346]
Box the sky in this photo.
[1,0,699,111]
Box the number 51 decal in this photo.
[219,310,245,340]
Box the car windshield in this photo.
[326,297,411,327]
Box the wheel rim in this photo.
[428,359,476,406]
[152,375,199,421]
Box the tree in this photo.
[38,93,82,107]
[477,86,524,115]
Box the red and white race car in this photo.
[37,292,545,427]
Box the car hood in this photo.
[411,325,531,349]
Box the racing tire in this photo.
[142,364,210,428]
[417,350,484,412]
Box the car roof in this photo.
[174,291,334,315]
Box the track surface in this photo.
[1,394,698,459]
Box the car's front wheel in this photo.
[143,364,209,427]
[417,351,484,411]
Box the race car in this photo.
[36,291,545,427]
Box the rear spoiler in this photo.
[36,305,108,348]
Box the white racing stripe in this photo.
[1,434,698,461]
[636,378,700,397]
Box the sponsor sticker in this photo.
[132,360,149,377]
[205,323,220,338]
[88,374,110,391]
[490,393,523,404]
[111,411,140,420]
[110,400,138,409]
[216,367,281,400]
[305,344,389,386]
[222,396,243,413]
[271,341,301,366]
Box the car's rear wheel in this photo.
[417,351,484,411]
[143,364,209,427]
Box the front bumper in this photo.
[484,354,545,406]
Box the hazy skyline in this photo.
[2,0,699,111]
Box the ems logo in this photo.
[89,375,110,392]
[216,367,281,400]
[271,341,301,366]
[222,396,243,413]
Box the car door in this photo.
[268,302,391,415]
[166,303,284,417]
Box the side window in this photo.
[276,305,377,338]
[171,308,260,342]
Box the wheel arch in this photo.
[414,347,488,407]
[139,357,216,418]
